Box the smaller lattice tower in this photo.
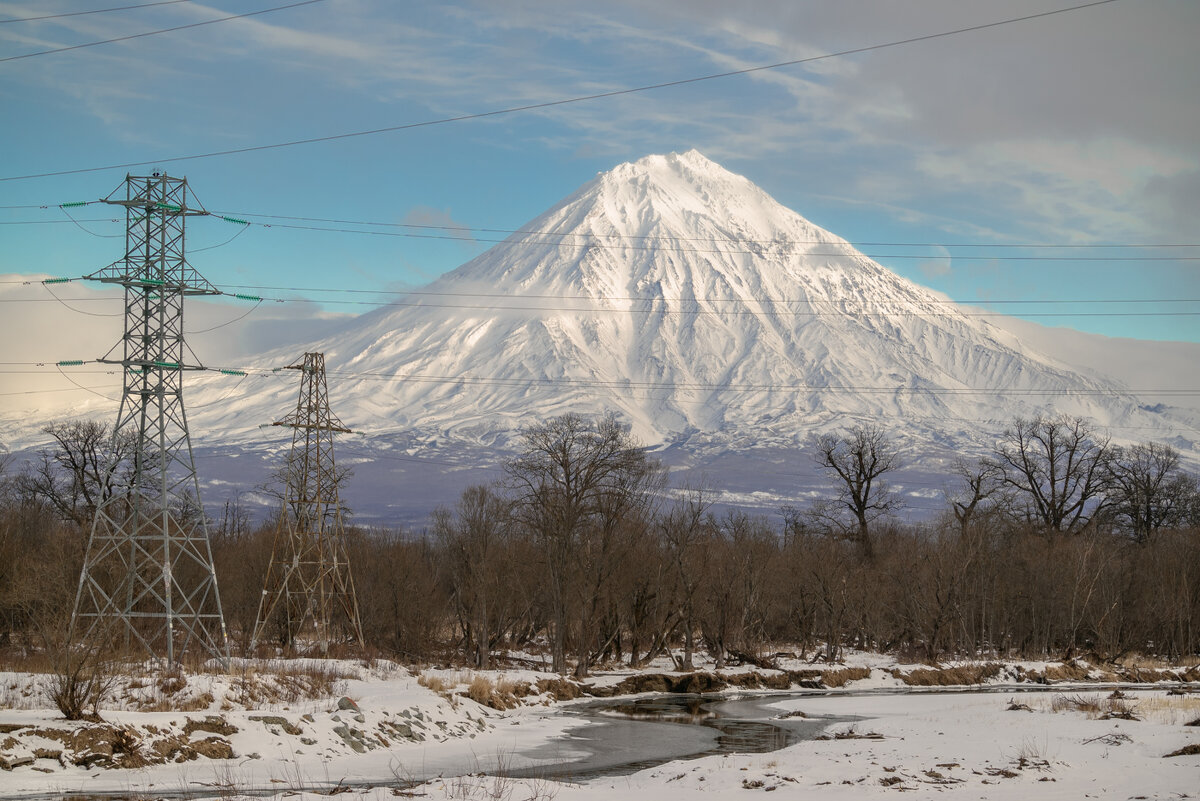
[252,352,364,654]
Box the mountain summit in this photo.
[188,151,1185,464]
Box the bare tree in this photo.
[658,485,715,670]
[993,415,1111,534]
[0,443,14,508]
[17,420,133,528]
[810,424,903,558]
[946,457,1009,531]
[433,485,514,669]
[1107,442,1197,542]
[504,413,661,674]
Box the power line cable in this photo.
[0,1,193,25]
[31,359,1197,396]
[9,203,1200,251]
[175,364,1200,396]
[5,292,1195,319]
[212,284,1200,305]
[0,0,329,63]
[189,221,252,252]
[7,214,1200,262]
[41,282,123,317]
[192,219,1200,261]
[185,299,263,333]
[0,0,1122,181]
[206,209,1199,252]
[18,364,1199,436]
[59,207,122,238]
[54,363,119,401]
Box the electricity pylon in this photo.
[252,352,364,655]
[70,174,229,667]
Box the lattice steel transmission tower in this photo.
[70,174,229,667]
[252,352,364,654]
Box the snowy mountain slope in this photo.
[183,150,1194,456]
[5,151,1194,524]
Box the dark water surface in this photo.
[506,692,839,781]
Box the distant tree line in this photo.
[1,412,1197,671]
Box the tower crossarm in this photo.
[270,421,354,434]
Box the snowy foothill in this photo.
[0,652,1197,800]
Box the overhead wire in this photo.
[189,221,252,252]
[0,0,330,63]
[213,284,1200,306]
[187,218,1200,261]
[0,1,194,25]
[41,282,123,317]
[204,210,1199,251]
[185,299,264,333]
[59,207,122,238]
[4,209,1195,262]
[24,360,1196,398]
[15,363,1197,438]
[0,0,1123,181]
[54,364,119,401]
[4,291,1195,319]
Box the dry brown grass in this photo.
[463,674,529,710]
[1113,654,1176,670]
[417,674,444,692]
[1043,662,1091,682]
[820,667,871,688]
[898,663,1004,686]
[1041,690,1200,724]
[417,671,531,710]
[1044,693,1141,720]
[223,661,353,708]
[1131,694,1200,725]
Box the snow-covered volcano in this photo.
[7,150,1194,523]
[187,149,1185,453]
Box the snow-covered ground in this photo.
[1,654,1197,800]
[398,688,1200,801]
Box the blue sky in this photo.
[2,0,1198,343]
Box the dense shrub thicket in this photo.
[1,413,1197,674]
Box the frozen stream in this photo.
[13,682,1188,800]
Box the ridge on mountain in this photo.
[185,149,1188,457]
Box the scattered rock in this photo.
[0,755,35,771]
[248,715,303,736]
[336,696,360,712]
[332,724,368,753]
[183,716,238,737]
